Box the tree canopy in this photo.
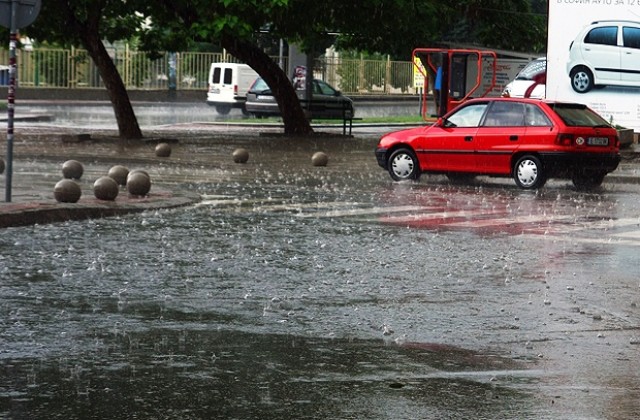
[7,0,547,137]
[22,0,147,139]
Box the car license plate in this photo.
[211,88,220,94]
[587,137,608,146]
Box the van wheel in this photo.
[513,155,546,189]
[215,105,232,115]
[570,66,594,93]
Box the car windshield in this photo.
[249,78,270,94]
[549,103,612,127]
[516,59,546,81]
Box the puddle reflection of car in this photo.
[245,78,354,119]
[568,20,640,93]
[375,97,620,190]
[501,57,546,98]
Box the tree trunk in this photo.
[81,32,143,140]
[221,35,313,136]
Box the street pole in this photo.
[5,0,18,202]
[0,0,41,202]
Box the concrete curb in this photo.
[0,190,201,229]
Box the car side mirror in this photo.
[335,90,341,96]
[439,117,455,128]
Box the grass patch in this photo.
[233,115,431,125]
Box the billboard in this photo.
[548,1,640,130]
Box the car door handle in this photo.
[510,135,518,141]
[464,136,473,142]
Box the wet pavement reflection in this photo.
[2,133,640,418]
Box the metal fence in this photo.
[0,46,415,95]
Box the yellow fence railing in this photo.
[0,47,415,96]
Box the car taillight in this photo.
[234,84,238,95]
[556,133,575,146]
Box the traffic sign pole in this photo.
[0,0,41,202]
[5,3,17,202]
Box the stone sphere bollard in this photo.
[108,165,129,186]
[0,158,4,175]
[155,142,172,158]
[62,160,84,180]
[233,148,249,164]
[53,179,81,203]
[311,151,329,167]
[127,169,149,180]
[93,176,119,201]
[126,171,151,197]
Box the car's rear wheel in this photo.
[572,171,606,190]
[570,66,594,93]
[513,155,546,189]
[388,148,420,181]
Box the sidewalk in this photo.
[1,124,639,229]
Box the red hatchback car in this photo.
[375,98,621,189]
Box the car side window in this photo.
[316,80,336,95]
[482,102,525,127]
[445,103,488,128]
[585,26,618,46]
[623,26,640,49]
[524,104,552,126]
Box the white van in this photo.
[206,63,258,115]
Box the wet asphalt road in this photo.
[1,114,640,418]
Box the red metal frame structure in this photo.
[413,48,498,119]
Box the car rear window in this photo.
[549,103,611,127]
[516,59,546,81]
[249,78,270,93]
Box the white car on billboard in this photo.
[568,20,640,93]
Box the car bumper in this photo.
[245,102,280,115]
[375,148,388,169]
[540,151,621,174]
[206,100,246,108]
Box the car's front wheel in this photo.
[570,66,594,93]
[388,148,421,181]
[572,171,606,190]
[513,155,546,189]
